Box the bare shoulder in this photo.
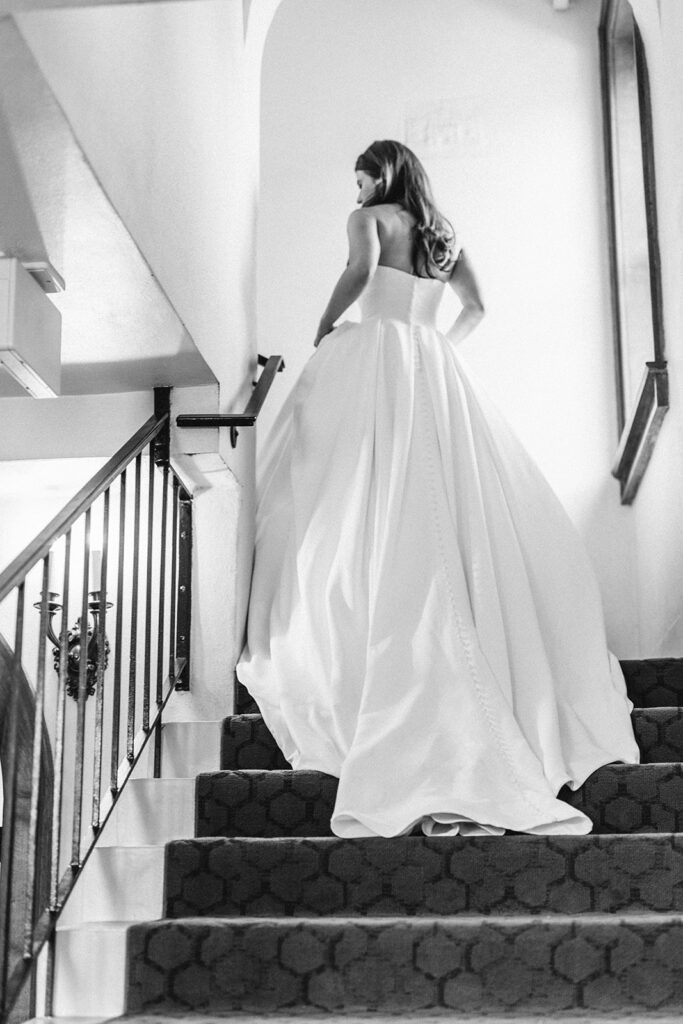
[347,206,381,227]
[351,203,406,223]
[350,205,376,222]
[346,207,382,241]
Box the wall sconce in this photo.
[35,552,112,700]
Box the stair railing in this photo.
[0,387,191,1022]
[176,352,285,445]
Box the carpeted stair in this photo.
[126,658,683,1016]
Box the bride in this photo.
[237,139,639,838]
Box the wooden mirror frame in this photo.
[598,0,668,505]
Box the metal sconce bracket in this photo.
[35,591,112,700]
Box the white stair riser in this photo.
[40,723,217,1016]
[97,777,195,847]
[130,720,222,780]
[52,923,128,1017]
[59,845,165,927]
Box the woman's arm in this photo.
[314,209,380,347]
[444,248,486,346]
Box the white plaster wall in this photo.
[0,18,215,396]
[0,457,107,770]
[0,457,106,573]
[0,391,153,460]
[12,2,282,688]
[0,458,107,841]
[16,1,256,412]
[620,0,683,656]
[258,0,638,653]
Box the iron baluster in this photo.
[169,476,179,687]
[0,583,25,1015]
[51,532,71,906]
[24,557,50,956]
[154,465,170,778]
[91,492,110,832]
[110,470,127,795]
[127,454,142,763]
[71,512,91,871]
[45,532,71,1016]
[175,487,192,691]
[143,451,155,732]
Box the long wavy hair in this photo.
[355,140,457,278]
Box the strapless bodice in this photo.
[359,265,446,329]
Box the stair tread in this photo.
[235,660,683,717]
[56,920,133,934]
[221,707,683,772]
[197,763,683,839]
[134,911,683,926]
[170,830,683,842]
[112,1017,683,1024]
[126,911,683,1014]
[164,829,683,919]
[202,762,683,778]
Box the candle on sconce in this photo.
[48,552,62,595]
[89,549,102,593]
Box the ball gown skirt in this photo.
[236,264,640,838]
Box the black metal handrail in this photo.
[611,359,669,504]
[0,414,166,605]
[0,387,192,1022]
[176,353,284,447]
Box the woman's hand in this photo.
[445,248,486,345]
[314,322,334,348]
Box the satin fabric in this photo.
[237,264,640,838]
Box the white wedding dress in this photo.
[237,263,640,838]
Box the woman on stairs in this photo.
[237,139,640,839]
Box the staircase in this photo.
[70,659,683,1016]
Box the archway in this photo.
[256,0,638,652]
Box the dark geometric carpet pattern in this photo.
[126,915,683,1014]
[195,763,683,838]
[224,706,683,771]
[222,714,290,771]
[165,833,683,918]
[126,657,683,1015]
[195,770,337,839]
[620,659,683,708]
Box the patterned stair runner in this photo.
[222,707,683,770]
[126,658,683,1016]
[196,763,683,837]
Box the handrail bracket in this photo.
[176,353,284,448]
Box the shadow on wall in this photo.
[0,103,50,265]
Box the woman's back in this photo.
[367,203,453,281]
